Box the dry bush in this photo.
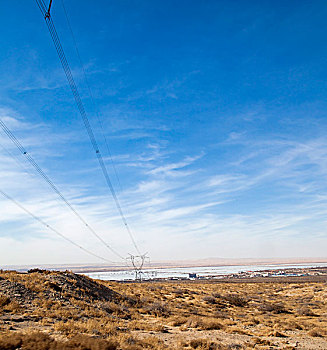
[183,316,223,330]
[202,295,216,304]
[54,320,81,335]
[242,320,257,327]
[188,289,199,295]
[183,316,202,329]
[284,321,303,330]
[213,310,228,319]
[226,326,250,336]
[169,316,188,326]
[223,294,247,307]
[212,292,221,298]
[0,294,11,307]
[122,296,139,307]
[172,288,185,297]
[200,318,224,331]
[0,293,20,314]
[296,305,316,316]
[308,327,325,337]
[5,301,20,313]
[147,285,158,292]
[258,302,288,314]
[0,331,117,350]
[251,337,272,346]
[84,319,119,336]
[103,301,129,317]
[119,334,167,350]
[182,338,228,350]
[53,317,120,337]
[144,302,170,317]
[268,330,287,338]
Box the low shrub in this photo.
[0,294,10,307]
[269,330,287,338]
[227,327,250,335]
[184,316,223,330]
[169,316,188,326]
[308,328,324,337]
[285,321,303,330]
[172,288,185,296]
[184,338,230,349]
[259,302,289,314]
[202,295,216,304]
[0,332,118,350]
[144,301,170,316]
[223,294,248,307]
[296,306,316,316]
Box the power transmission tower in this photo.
[126,253,149,280]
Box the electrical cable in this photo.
[35,0,141,255]
[0,117,125,260]
[61,0,123,193]
[0,188,118,264]
[0,140,35,179]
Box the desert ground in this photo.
[0,269,327,349]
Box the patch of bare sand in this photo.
[132,328,327,349]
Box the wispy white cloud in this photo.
[1,104,327,265]
[148,154,203,177]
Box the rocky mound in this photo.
[41,271,120,302]
[0,270,121,306]
[0,279,36,304]
[0,270,128,338]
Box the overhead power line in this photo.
[0,188,117,264]
[0,140,35,179]
[35,0,141,255]
[61,0,123,193]
[0,117,124,260]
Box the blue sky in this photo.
[1,0,327,265]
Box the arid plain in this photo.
[1,269,327,349]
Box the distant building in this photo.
[189,273,197,279]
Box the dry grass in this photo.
[0,332,118,350]
[0,294,10,307]
[0,294,20,314]
[1,271,327,349]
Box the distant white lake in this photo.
[83,262,327,281]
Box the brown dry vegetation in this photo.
[0,270,327,349]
